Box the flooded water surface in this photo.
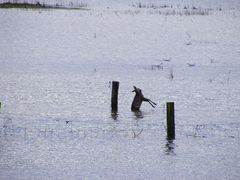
[0,3,240,179]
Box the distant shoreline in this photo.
[0,2,89,10]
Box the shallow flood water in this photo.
[0,4,240,179]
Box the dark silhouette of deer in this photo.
[131,86,157,111]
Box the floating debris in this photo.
[65,121,70,124]
[187,63,196,67]
[163,57,172,62]
[151,63,163,70]
[185,42,192,45]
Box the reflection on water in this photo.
[165,139,176,155]
[111,111,118,120]
[133,110,144,119]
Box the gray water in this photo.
[0,7,240,180]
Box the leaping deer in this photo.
[131,86,157,111]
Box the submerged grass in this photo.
[131,2,211,16]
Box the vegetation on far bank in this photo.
[0,2,89,10]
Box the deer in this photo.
[131,86,157,111]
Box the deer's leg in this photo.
[143,98,156,108]
[149,99,157,105]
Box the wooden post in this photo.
[111,81,119,112]
[167,102,175,140]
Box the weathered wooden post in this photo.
[111,81,119,112]
[167,102,175,140]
